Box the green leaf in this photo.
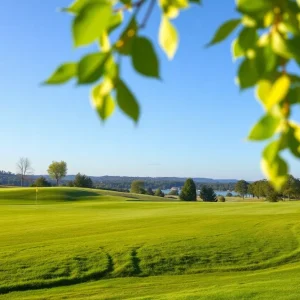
[237,58,259,89]
[104,56,118,82]
[257,33,269,47]
[261,141,288,191]
[116,80,140,122]
[45,63,77,84]
[248,114,281,141]
[237,0,273,14]
[91,82,115,120]
[78,53,107,84]
[116,17,138,55]
[271,31,293,59]
[159,0,189,19]
[241,15,257,28]
[120,0,132,5]
[207,19,240,46]
[264,11,274,27]
[237,27,257,51]
[265,75,290,111]
[257,45,278,74]
[287,123,300,158]
[63,0,108,13]
[231,39,244,60]
[73,3,112,47]
[297,0,300,8]
[256,80,272,109]
[131,37,160,78]
[286,36,300,64]
[189,0,201,4]
[99,31,111,52]
[159,16,179,60]
[288,87,300,105]
[108,12,123,33]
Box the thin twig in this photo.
[140,0,156,29]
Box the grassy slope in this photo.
[1,188,300,299]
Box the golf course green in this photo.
[1,187,300,299]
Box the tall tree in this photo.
[234,180,249,199]
[248,183,255,198]
[47,161,67,186]
[16,157,33,187]
[200,186,217,202]
[73,173,93,188]
[180,178,197,201]
[154,188,165,198]
[130,180,145,194]
[282,175,297,200]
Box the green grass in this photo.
[1,187,300,299]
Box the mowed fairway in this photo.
[1,188,300,299]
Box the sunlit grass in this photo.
[1,188,300,299]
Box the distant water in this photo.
[162,189,238,196]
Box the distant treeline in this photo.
[0,171,237,191]
[0,171,20,186]
[94,180,236,191]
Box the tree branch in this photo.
[140,0,156,29]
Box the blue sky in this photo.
[0,0,299,180]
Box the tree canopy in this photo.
[31,176,51,187]
[131,180,145,194]
[180,178,197,201]
[47,161,68,186]
[154,188,165,197]
[73,173,93,188]
[200,186,217,202]
[249,176,300,200]
[45,0,300,190]
[234,180,249,198]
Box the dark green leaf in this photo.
[78,53,107,84]
[286,36,300,64]
[132,37,160,78]
[288,87,300,105]
[116,80,140,122]
[237,58,259,89]
[207,19,241,46]
[116,17,138,55]
[120,0,132,5]
[248,114,281,141]
[45,63,77,84]
[189,0,201,4]
[73,3,112,47]
[237,27,257,51]
[259,45,278,74]
[287,123,300,158]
